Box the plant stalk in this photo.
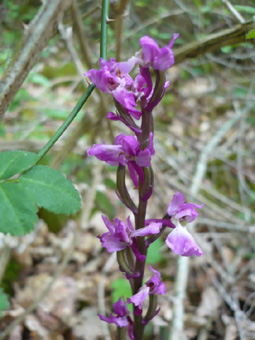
[100,0,109,60]
[37,84,95,162]
[36,0,110,163]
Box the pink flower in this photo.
[139,34,179,70]
[98,298,134,338]
[87,133,154,187]
[128,266,166,313]
[167,191,203,222]
[166,192,204,257]
[84,58,142,119]
[166,220,203,257]
[87,133,152,167]
[99,215,162,256]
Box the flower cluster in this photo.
[86,34,204,339]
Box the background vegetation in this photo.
[0,0,255,339]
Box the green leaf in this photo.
[42,108,69,120]
[0,151,39,180]
[0,288,9,316]
[234,5,255,14]
[111,278,132,303]
[221,46,233,53]
[95,191,116,219]
[20,165,81,215]
[0,182,38,235]
[26,72,51,87]
[103,177,116,190]
[146,238,164,264]
[246,29,255,39]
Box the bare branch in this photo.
[174,21,255,65]
[0,0,72,119]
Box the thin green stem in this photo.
[37,84,95,163]
[100,0,109,60]
[36,0,110,163]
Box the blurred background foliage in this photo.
[0,0,255,339]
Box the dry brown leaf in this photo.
[197,286,222,318]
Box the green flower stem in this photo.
[117,326,126,340]
[133,197,147,340]
[37,84,95,163]
[37,0,110,163]
[100,0,109,60]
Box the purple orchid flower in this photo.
[139,34,179,70]
[87,134,152,167]
[98,298,130,327]
[128,265,166,313]
[117,34,179,73]
[99,215,162,256]
[166,220,204,257]
[98,298,134,339]
[167,191,203,222]
[84,58,142,119]
[87,133,154,187]
[84,58,132,94]
[166,192,204,257]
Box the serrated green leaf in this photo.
[246,29,255,39]
[0,182,38,235]
[0,151,39,180]
[20,165,81,215]
[0,288,9,316]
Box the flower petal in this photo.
[98,314,129,327]
[140,36,160,65]
[167,191,185,216]
[128,286,150,309]
[153,46,174,70]
[135,148,151,167]
[87,144,123,166]
[131,222,162,237]
[100,233,126,253]
[165,222,204,257]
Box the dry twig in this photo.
[0,0,72,118]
